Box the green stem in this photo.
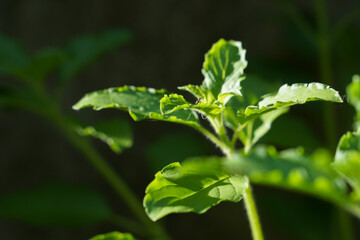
[244,121,254,154]
[49,109,170,240]
[231,121,249,148]
[244,177,264,240]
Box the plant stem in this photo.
[244,121,254,154]
[243,177,264,240]
[48,108,170,240]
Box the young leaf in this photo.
[76,118,133,154]
[223,75,280,130]
[59,29,133,83]
[226,146,348,206]
[334,131,360,199]
[90,231,137,240]
[242,82,343,120]
[201,39,247,102]
[144,159,248,221]
[160,93,223,116]
[73,86,200,128]
[0,183,112,227]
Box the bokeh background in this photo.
[1,0,360,239]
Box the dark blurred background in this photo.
[0,0,360,239]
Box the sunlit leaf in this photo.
[226,146,348,205]
[76,118,133,154]
[178,84,207,100]
[223,75,280,130]
[144,159,248,221]
[73,86,200,128]
[160,93,223,116]
[0,183,111,227]
[90,231,137,240]
[59,29,133,83]
[201,39,247,102]
[334,131,360,199]
[242,82,343,120]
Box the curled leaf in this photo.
[144,159,248,221]
[242,82,343,120]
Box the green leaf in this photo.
[346,75,360,130]
[0,33,29,75]
[223,75,280,130]
[73,86,200,128]
[144,159,248,221]
[160,93,223,116]
[178,84,207,99]
[242,82,343,120]
[90,231,137,240]
[16,48,65,82]
[59,29,133,83]
[76,118,133,154]
[334,131,360,199]
[201,39,247,102]
[226,146,347,204]
[0,183,111,227]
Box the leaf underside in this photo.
[226,146,347,203]
[242,82,343,120]
[144,159,248,221]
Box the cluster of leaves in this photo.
[75,38,360,235]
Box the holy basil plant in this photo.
[74,39,351,240]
